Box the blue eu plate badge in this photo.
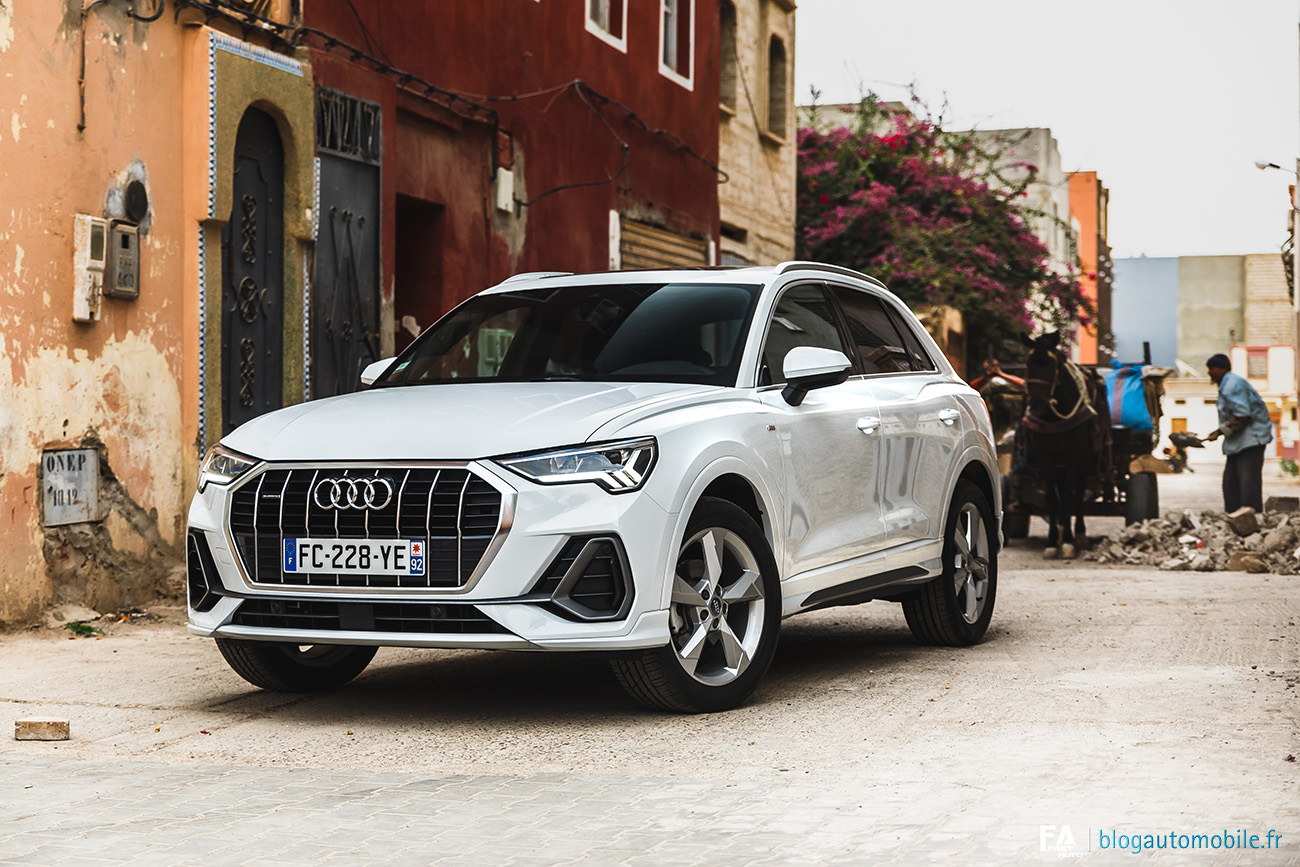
[284,538,297,572]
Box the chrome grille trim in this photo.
[223,461,516,597]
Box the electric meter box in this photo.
[72,214,107,323]
[106,221,140,300]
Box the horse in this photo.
[1017,332,1103,559]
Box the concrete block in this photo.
[1265,496,1299,513]
[1226,507,1260,537]
[1262,524,1295,554]
[1226,552,1270,573]
[15,719,70,740]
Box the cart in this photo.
[999,345,1172,538]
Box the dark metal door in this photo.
[313,88,381,399]
[221,108,284,434]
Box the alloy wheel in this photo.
[668,527,767,685]
[952,502,991,624]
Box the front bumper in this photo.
[186,460,674,651]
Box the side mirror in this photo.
[360,357,396,387]
[781,346,852,406]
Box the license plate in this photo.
[283,539,425,576]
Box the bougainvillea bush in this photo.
[797,97,1093,365]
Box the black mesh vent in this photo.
[532,536,632,622]
[186,531,221,613]
[228,467,503,590]
[231,598,509,634]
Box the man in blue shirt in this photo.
[1204,353,1273,512]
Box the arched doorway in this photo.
[221,107,285,434]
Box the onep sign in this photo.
[41,448,100,527]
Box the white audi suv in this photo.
[187,262,1000,712]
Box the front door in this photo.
[758,283,888,578]
[313,88,382,398]
[221,108,284,434]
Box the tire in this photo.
[1124,471,1159,525]
[1002,509,1030,539]
[902,480,997,646]
[611,497,780,713]
[215,638,377,692]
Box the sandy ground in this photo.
[1,462,1296,840]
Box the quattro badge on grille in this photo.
[313,477,395,511]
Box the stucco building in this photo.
[1112,254,1298,460]
[1066,171,1112,365]
[717,0,796,266]
[0,0,722,626]
[969,128,1074,277]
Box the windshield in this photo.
[378,282,762,387]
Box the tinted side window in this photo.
[884,306,937,371]
[829,286,913,374]
[760,284,847,385]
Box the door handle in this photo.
[856,416,881,435]
[938,408,961,426]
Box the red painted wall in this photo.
[305,0,720,322]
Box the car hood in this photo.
[221,381,718,461]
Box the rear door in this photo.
[828,284,965,548]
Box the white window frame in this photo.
[658,0,694,91]
[586,0,628,53]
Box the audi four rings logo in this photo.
[313,477,395,511]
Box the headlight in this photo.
[497,437,657,493]
[197,445,258,492]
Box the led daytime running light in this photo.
[498,438,657,492]
[197,446,257,492]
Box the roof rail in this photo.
[774,261,885,287]
[497,271,574,285]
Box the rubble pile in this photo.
[1090,499,1300,574]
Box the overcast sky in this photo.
[793,1,1300,259]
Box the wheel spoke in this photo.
[722,569,763,604]
[702,529,726,594]
[954,523,972,559]
[672,574,707,607]
[962,577,980,621]
[717,619,751,674]
[676,622,710,676]
[952,565,969,596]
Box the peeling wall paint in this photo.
[0,0,199,626]
[41,430,182,615]
[0,0,14,54]
[2,0,317,626]
[0,330,186,624]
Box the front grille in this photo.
[231,598,508,634]
[228,467,504,590]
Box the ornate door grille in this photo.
[313,87,382,399]
[221,108,285,434]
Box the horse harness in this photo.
[1022,350,1097,435]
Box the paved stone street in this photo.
[2,469,1298,865]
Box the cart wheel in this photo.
[1124,471,1159,525]
[1003,510,1030,539]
